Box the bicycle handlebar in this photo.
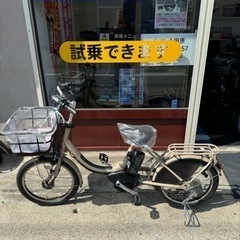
[52,64,96,115]
[58,82,83,89]
[51,90,77,115]
[65,104,77,115]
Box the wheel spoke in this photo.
[17,158,79,205]
[163,170,213,202]
[156,162,219,207]
[24,164,74,199]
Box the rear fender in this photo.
[152,154,219,183]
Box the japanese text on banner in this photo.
[59,40,182,64]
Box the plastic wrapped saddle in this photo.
[117,123,157,148]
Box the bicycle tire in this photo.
[16,157,80,206]
[154,158,219,208]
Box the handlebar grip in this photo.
[51,95,77,115]
[65,104,77,115]
[51,95,61,104]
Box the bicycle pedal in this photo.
[131,195,141,206]
[99,153,109,163]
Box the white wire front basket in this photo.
[1,107,59,154]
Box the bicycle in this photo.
[1,81,223,209]
[56,63,98,108]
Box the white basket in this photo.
[1,107,59,154]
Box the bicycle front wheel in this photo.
[16,157,79,206]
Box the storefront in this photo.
[23,0,214,150]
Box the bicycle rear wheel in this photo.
[16,157,79,206]
[154,159,219,208]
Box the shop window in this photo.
[31,0,200,109]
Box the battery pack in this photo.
[126,150,145,175]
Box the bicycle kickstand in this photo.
[182,191,200,227]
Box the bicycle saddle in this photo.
[117,123,157,147]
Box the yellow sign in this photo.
[59,40,182,64]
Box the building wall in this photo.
[0,0,38,122]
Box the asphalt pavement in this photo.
[0,149,240,240]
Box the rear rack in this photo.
[167,143,219,157]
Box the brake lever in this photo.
[68,89,73,95]
[58,82,75,95]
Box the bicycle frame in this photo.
[59,100,128,174]
[57,100,220,191]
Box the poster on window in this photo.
[44,0,62,72]
[154,0,189,29]
[141,33,196,66]
[119,69,144,105]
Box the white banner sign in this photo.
[141,33,197,65]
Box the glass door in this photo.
[27,0,214,149]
